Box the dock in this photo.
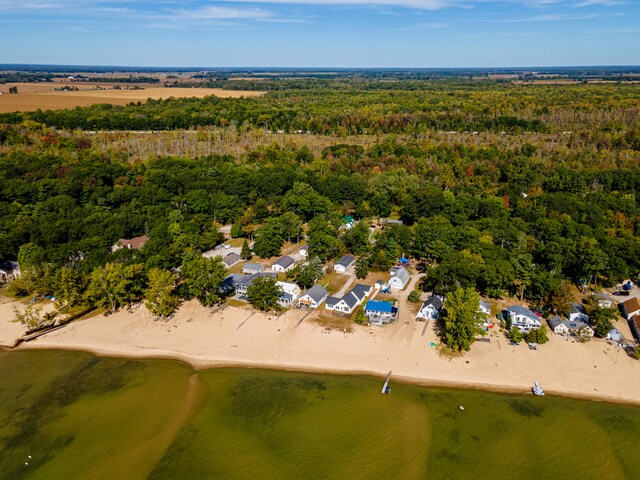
[381,371,392,394]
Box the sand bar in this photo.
[1,298,639,406]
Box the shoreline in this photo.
[14,341,640,408]
[3,298,640,408]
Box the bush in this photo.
[525,326,549,345]
[408,290,421,303]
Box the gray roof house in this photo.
[298,284,329,308]
[271,256,295,272]
[324,283,371,314]
[479,300,491,315]
[595,292,613,309]
[568,302,589,323]
[222,252,241,268]
[416,296,444,321]
[220,273,244,294]
[506,305,542,333]
[235,272,277,295]
[334,255,355,273]
[242,262,264,274]
[388,268,410,290]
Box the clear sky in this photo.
[0,1,638,67]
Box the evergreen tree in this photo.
[241,239,252,260]
[355,257,368,279]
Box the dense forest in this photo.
[1,78,640,322]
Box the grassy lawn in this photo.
[227,238,245,248]
[226,298,249,308]
[311,313,355,332]
[363,271,390,287]
[320,272,351,295]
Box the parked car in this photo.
[613,291,630,296]
[531,308,544,317]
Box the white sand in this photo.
[2,298,639,405]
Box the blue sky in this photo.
[0,1,638,67]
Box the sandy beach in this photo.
[2,297,639,405]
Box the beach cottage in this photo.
[365,300,398,325]
[416,296,444,321]
[479,300,491,316]
[271,256,295,273]
[506,306,542,333]
[388,267,410,290]
[235,272,277,296]
[568,302,589,323]
[548,315,570,335]
[324,283,371,314]
[297,284,329,309]
[334,255,355,273]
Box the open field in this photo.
[0,84,264,113]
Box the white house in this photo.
[506,306,542,333]
[276,281,301,299]
[324,283,371,314]
[334,255,355,273]
[548,315,570,335]
[479,300,491,316]
[568,302,589,323]
[594,292,613,309]
[388,268,410,290]
[416,296,444,321]
[299,244,309,257]
[606,328,623,342]
[271,256,295,273]
[242,262,264,275]
[297,284,329,309]
[365,300,398,325]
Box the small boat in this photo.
[459,405,465,411]
[532,380,545,396]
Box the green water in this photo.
[1,349,640,480]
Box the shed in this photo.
[388,268,410,290]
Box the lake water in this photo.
[1,349,640,480]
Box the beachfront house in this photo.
[222,252,241,268]
[242,262,264,275]
[568,302,589,323]
[479,300,491,316]
[388,267,410,290]
[111,234,149,252]
[324,283,372,314]
[220,273,244,294]
[595,292,613,309]
[334,255,355,273]
[299,244,309,257]
[235,272,277,296]
[620,297,640,320]
[416,296,444,322]
[271,256,295,273]
[0,261,20,283]
[365,300,398,325]
[506,306,542,333]
[549,316,570,335]
[606,328,623,343]
[297,284,329,309]
[276,281,301,299]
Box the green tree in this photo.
[439,287,484,352]
[52,266,83,309]
[85,262,144,312]
[342,222,370,255]
[252,219,284,258]
[180,255,227,307]
[355,257,368,279]
[408,290,421,303]
[278,211,303,243]
[247,277,281,311]
[240,239,252,260]
[17,243,45,270]
[13,303,45,330]
[546,280,573,316]
[588,306,617,338]
[355,307,366,325]
[509,327,524,343]
[145,268,179,319]
[525,326,549,345]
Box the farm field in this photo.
[0,84,264,113]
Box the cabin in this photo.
[479,300,491,316]
[365,300,398,325]
[0,261,20,283]
[242,262,264,275]
[548,315,569,335]
[222,253,241,268]
[298,244,309,257]
[416,296,444,321]
[506,306,542,333]
[111,234,149,252]
[620,297,640,320]
[388,267,410,290]
[594,292,613,309]
[333,255,355,273]
[271,256,295,273]
[276,281,301,299]
[606,328,623,343]
[297,284,329,309]
[567,302,589,323]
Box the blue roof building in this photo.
[365,300,398,325]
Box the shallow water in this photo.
[1,349,640,480]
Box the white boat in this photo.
[532,380,545,396]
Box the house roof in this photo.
[325,296,340,307]
[117,234,149,250]
[548,315,565,330]
[391,268,410,285]
[236,272,276,288]
[568,302,585,314]
[273,256,295,269]
[279,292,293,301]
[0,261,19,272]
[421,296,443,312]
[303,284,328,303]
[243,262,263,271]
[335,255,355,268]
[564,321,591,331]
[622,297,640,313]
[341,292,359,309]
[479,300,491,310]
[506,305,537,320]
[351,283,371,299]
[299,244,309,252]
[366,300,394,313]
[222,253,241,266]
